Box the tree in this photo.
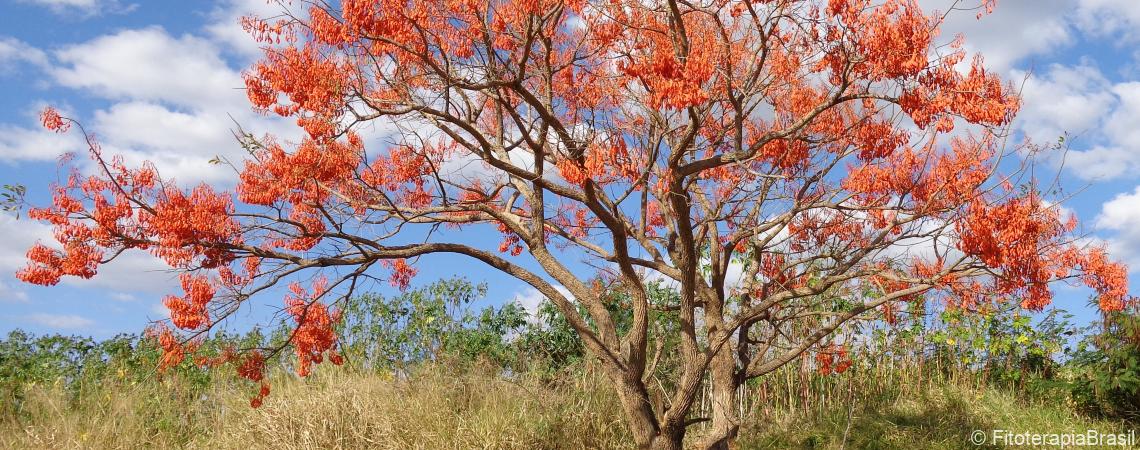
[17,0,1132,448]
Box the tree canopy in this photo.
[17,0,1131,448]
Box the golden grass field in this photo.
[3,361,1134,449]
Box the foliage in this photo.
[1068,304,1140,422]
[0,330,154,417]
[0,183,24,217]
[335,277,531,371]
[928,302,1075,386]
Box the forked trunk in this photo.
[612,371,671,450]
[648,428,685,450]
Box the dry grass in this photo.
[199,364,631,450]
[1,377,224,449]
[1,364,632,450]
[2,362,1133,449]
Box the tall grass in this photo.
[3,357,1133,449]
[1,361,632,450]
[204,362,631,450]
[731,358,1135,449]
[1,374,228,449]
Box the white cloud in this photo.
[1076,0,1140,41]
[1011,63,1140,181]
[1062,81,1140,180]
[88,101,241,184]
[512,285,572,323]
[51,27,245,111]
[0,37,49,74]
[0,17,314,302]
[1099,81,1140,148]
[62,250,178,294]
[205,0,290,60]
[513,288,545,318]
[1014,64,1115,144]
[922,0,1073,73]
[1064,146,1139,180]
[0,213,55,275]
[1096,186,1140,270]
[0,27,300,184]
[149,302,168,318]
[109,292,136,302]
[0,121,85,162]
[91,102,234,152]
[918,0,1140,73]
[25,313,94,329]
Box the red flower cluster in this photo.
[958,194,1127,311]
[816,344,853,375]
[162,273,216,331]
[285,279,343,377]
[382,259,418,290]
[39,107,69,133]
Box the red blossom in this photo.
[39,106,69,133]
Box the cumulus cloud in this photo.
[513,288,545,318]
[1103,82,1140,130]
[908,2,1140,181]
[1017,68,1121,179]
[64,250,179,294]
[88,101,243,185]
[109,292,136,302]
[1007,62,1140,181]
[51,27,245,110]
[0,214,55,275]
[0,26,301,184]
[925,0,1140,71]
[512,285,572,323]
[0,4,320,311]
[1076,0,1140,41]
[0,120,85,162]
[921,0,1074,73]
[0,37,49,74]
[205,0,291,60]
[1065,145,1140,180]
[1014,64,1115,144]
[1096,186,1140,270]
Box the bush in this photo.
[1068,304,1140,422]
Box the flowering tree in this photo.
[18,0,1131,448]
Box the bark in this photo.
[648,426,686,450]
[699,345,741,450]
[611,369,663,449]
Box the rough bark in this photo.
[700,346,741,450]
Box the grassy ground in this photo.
[738,383,1134,449]
[1,364,1134,449]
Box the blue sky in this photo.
[1,0,1139,337]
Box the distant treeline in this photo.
[2,277,1137,424]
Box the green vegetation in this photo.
[1,278,1136,449]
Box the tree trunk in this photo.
[699,346,740,449]
[611,369,666,450]
[648,426,686,450]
